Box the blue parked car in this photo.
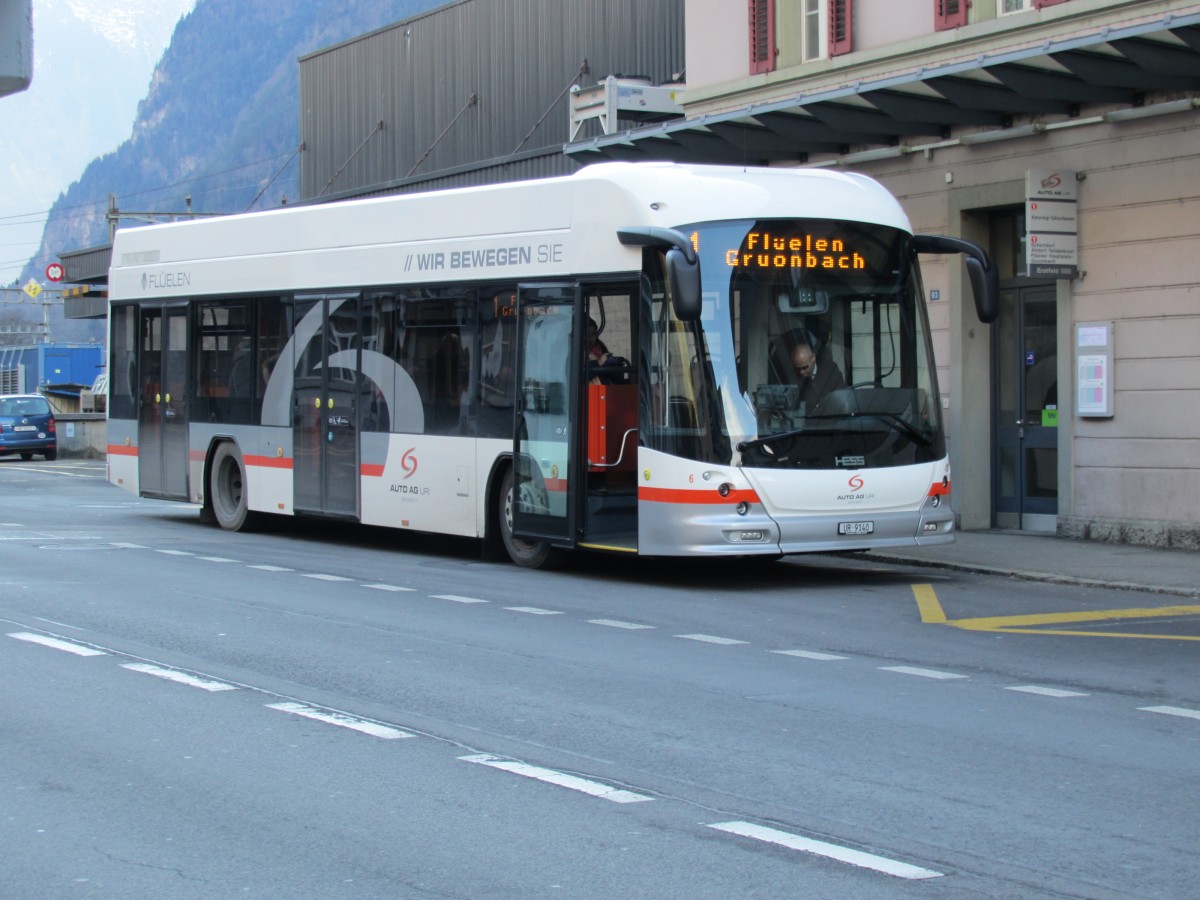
[0,394,57,460]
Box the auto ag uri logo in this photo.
[836,473,872,502]
[401,447,419,479]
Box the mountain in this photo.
[8,0,434,341]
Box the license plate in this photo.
[838,521,874,536]
[14,425,36,432]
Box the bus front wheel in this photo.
[498,466,560,569]
[210,442,256,532]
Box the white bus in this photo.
[106,162,997,567]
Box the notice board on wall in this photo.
[1075,321,1113,418]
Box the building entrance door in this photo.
[992,285,1058,531]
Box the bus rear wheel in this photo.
[210,442,257,531]
[498,466,560,569]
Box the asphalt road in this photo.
[2,459,1198,898]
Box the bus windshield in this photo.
[646,218,945,471]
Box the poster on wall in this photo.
[1026,169,1078,279]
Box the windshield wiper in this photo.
[736,411,932,455]
[865,411,934,447]
[736,429,806,454]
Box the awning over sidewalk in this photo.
[564,12,1200,164]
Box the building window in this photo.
[803,0,821,61]
[749,0,776,74]
[934,0,969,30]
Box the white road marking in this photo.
[302,573,353,582]
[504,606,564,615]
[588,619,655,630]
[13,466,94,478]
[676,634,749,645]
[121,663,238,692]
[1006,685,1089,698]
[266,702,413,739]
[155,549,194,556]
[8,632,106,656]
[431,594,489,604]
[362,583,416,592]
[248,564,293,572]
[880,666,967,680]
[198,556,237,563]
[110,542,148,549]
[459,754,653,803]
[772,649,848,661]
[707,821,943,880]
[1139,705,1200,721]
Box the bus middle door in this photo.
[137,303,190,501]
[292,294,362,520]
[512,284,580,547]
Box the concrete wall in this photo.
[54,415,106,459]
[0,0,33,98]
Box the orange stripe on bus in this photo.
[928,480,950,496]
[361,464,385,477]
[245,455,293,470]
[107,444,138,457]
[638,486,760,505]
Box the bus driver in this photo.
[792,343,845,409]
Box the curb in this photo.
[856,552,1200,600]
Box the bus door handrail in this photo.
[588,428,638,469]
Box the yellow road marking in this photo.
[911,584,1200,641]
[911,583,947,624]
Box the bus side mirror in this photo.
[618,226,702,322]
[666,246,701,322]
[963,254,999,323]
[913,234,999,324]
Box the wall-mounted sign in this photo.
[1075,320,1113,418]
[1026,169,1078,279]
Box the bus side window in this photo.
[476,290,517,438]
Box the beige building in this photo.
[567,0,1200,548]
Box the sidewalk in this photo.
[861,530,1200,599]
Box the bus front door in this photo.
[292,294,362,520]
[512,284,579,546]
[137,304,190,501]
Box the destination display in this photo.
[722,230,868,272]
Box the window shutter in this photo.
[1034,0,1070,8]
[749,0,776,74]
[829,0,853,57]
[934,0,969,31]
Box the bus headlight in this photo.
[736,501,750,516]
